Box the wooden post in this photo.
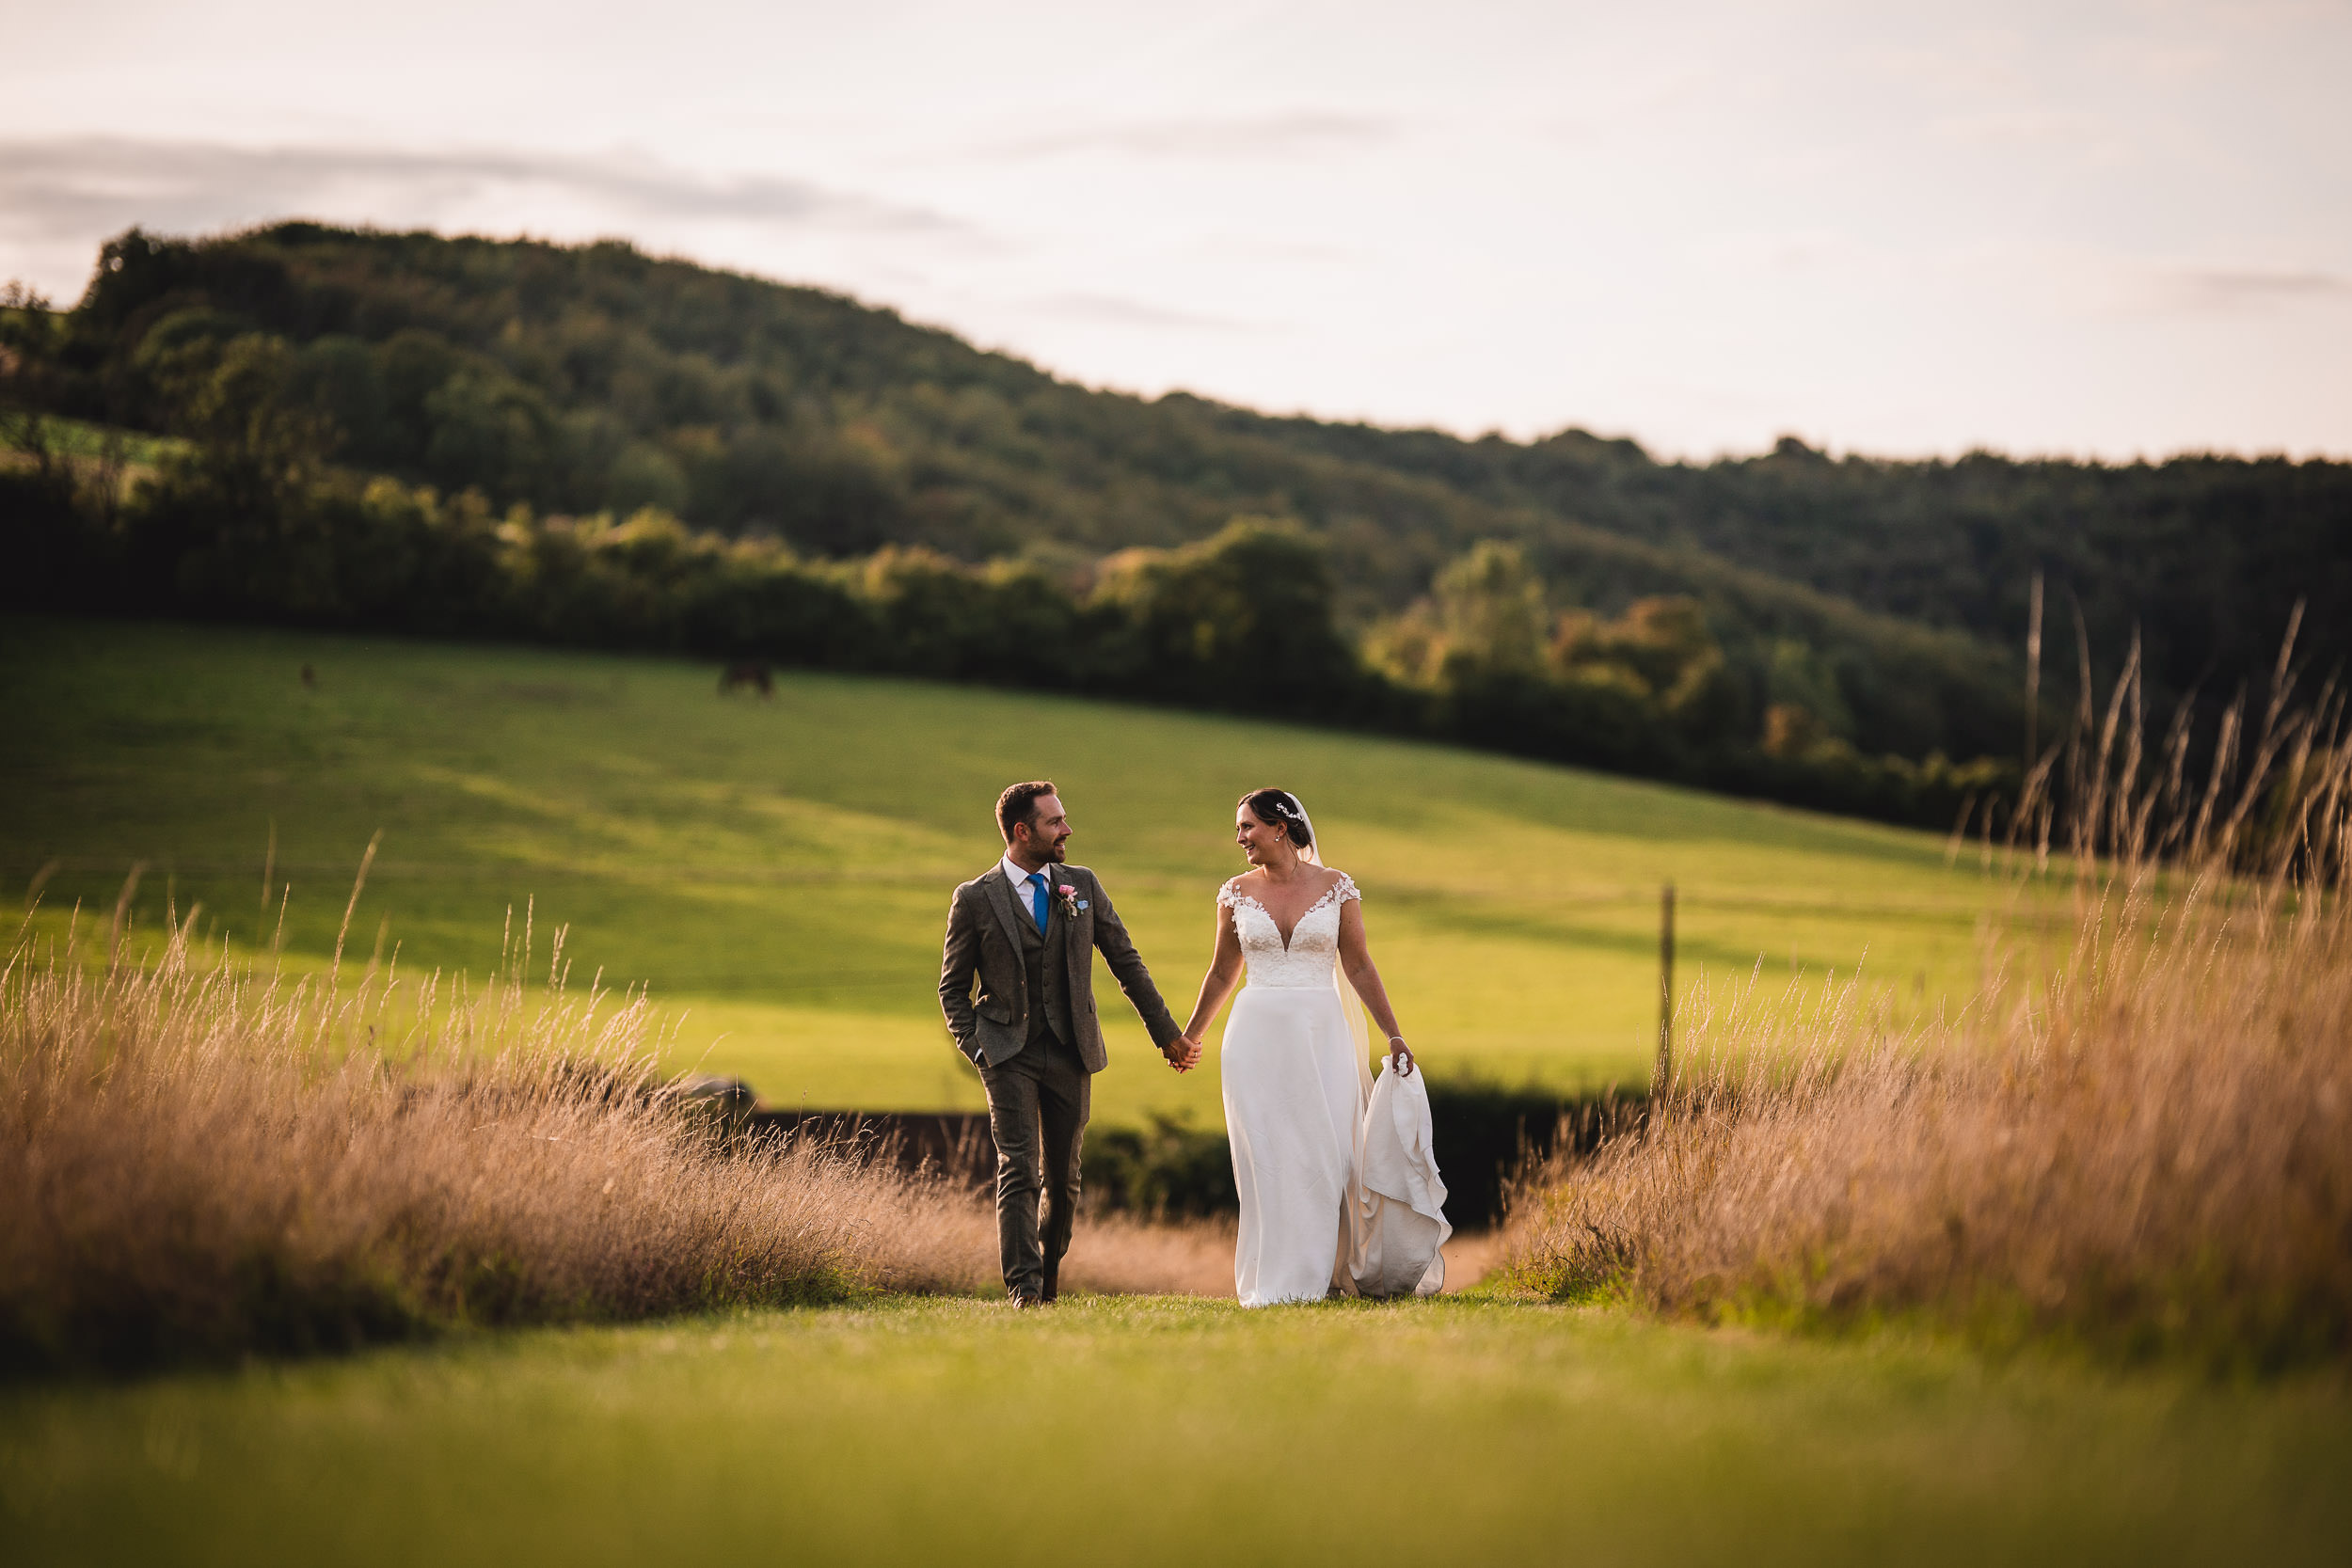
[1652,882,1676,1100]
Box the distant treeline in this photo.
[8,220,2340,821]
[0,432,2004,827]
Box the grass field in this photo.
[3,615,2023,1126]
[6,1297,2346,1567]
[7,616,2337,1564]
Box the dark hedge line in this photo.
[1075,1080,1638,1229]
[749,1083,1643,1228]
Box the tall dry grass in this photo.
[1502,616,2352,1369]
[0,904,994,1372]
[1061,1213,1237,1297]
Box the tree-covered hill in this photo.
[1308,424,2351,713]
[4,221,2344,824]
[28,226,2342,678]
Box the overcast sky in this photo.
[4,0,2346,459]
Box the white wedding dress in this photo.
[1219,873,1450,1307]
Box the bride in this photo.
[1175,788,1449,1306]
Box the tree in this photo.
[1092,517,1360,714]
[1436,541,1549,679]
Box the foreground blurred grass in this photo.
[3,616,2021,1125]
[5,1296,2346,1567]
[0,927,1011,1372]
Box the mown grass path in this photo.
[4,616,2030,1125]
[5,1297,2344,1566]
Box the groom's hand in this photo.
[1162,1034,1203,1073]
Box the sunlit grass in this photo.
[4,615,2030,1124]
[5,1296,2346,1567]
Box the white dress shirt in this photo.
[1000,854,1053,927]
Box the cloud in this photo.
[1932,107,2117,150]
[0,136,967,274]
[2165,264,2352,309]
[990,112,1395,162]
[1946,238,2352,323]
[1700,229,1865,275]
[1024,291,1251,331]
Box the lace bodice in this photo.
[1219,872,1360,989]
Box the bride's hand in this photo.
[1387,1038,1416,1077]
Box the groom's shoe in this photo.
[1041,1267,1058,1305]
[1009,1291,1043,1310]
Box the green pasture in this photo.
[3,616,2026,1127]
[0,415,187,473]
[5,1297,2345,1567]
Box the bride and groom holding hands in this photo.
[939,781,1449,1307]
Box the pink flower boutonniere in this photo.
[1056,883,1084,917]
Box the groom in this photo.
[939,781,1200,1307]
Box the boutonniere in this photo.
[1057,883,1085,916]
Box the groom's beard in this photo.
[1043,841,1069,863]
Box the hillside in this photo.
[24,226,2345,666]
[5,222,2344,803]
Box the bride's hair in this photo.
[1238,787,1312,849]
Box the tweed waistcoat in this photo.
[1016,894,1075,1049]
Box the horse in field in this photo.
[718,660,773,697]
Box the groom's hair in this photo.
[996,780,1057,843]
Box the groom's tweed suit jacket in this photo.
[938,863,1181,1072]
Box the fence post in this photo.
[1652,881,1676,1100]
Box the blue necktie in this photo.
[1025,872,1050,934]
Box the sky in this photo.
[2,0,2347,460]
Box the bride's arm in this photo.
[1337,900,1415,1074]
[1177,902,1247,1048]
